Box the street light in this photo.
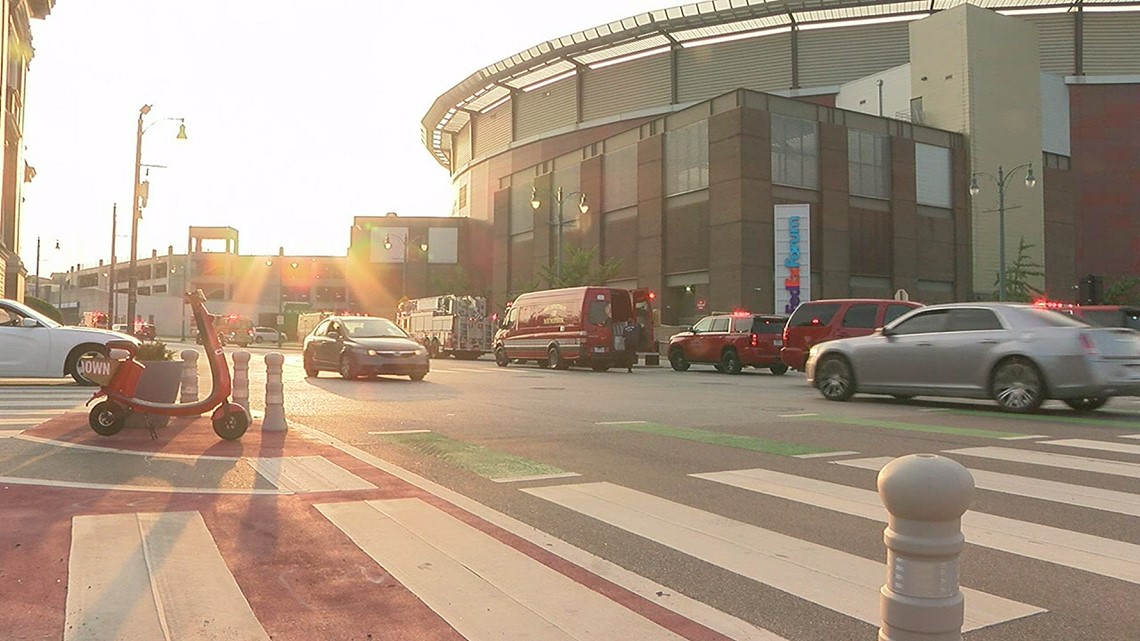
[383,232,428,300]
[34,237,58,300]
[126,104,187,334]
[968,163,1036,302]
[530,185,589,282]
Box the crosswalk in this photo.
[48,424,1140,640]
[0,385,92,434]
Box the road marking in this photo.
[0,400,89,408]
[65,511,270,641]
[1041,438,1140,456]
[792,450,859,459]
[802,415,1030,439]
[999,434,1049,440]
[598,421,833,457]
[1120,433,1140,440]
[292,423,777,641]
[695,468,1140,584]
[0,418,48,425]
[0,475,287,494]
[777,413,817,418]
[371,431,572,481]
[946,408,1140,430]
[837,456,1140,518]
[367,429,432,435]
[948,446,1140,479]
[317,498,698,641]
[595,420,649,425]
[918,408,951,412]
[491,471,582,483]
[248,456,377,492]
[523,482,1041,630]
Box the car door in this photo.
[852,309,950,390]
[685,316,716,362]
[0,305,49,376]
[309,320,334,367]
[836,303,879,340]
[704,317,731,361]
[937,308,1008,392]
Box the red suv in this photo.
[781,299,922,371]
[669,313,789,375]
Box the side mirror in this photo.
[21,318,39,328]
[327,330,340,340]
[686,326,696,333]
[879,326,894,337]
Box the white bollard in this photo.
[262,352,288,432]
[877,454,975,641]
[179,349,199,403]
[231,350,251,419]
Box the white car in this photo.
[0,298,140,385]
[252,326,283,343]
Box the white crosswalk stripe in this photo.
[0,386,91,431]
[523,481,1042,631]
[947,446,1140,479]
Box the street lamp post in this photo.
[530,186,589,282]
[267,252,298,348]
[969,163,1036,302]
[126,104,187,334]
[383,232,428,300]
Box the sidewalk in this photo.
[0,412,754,641]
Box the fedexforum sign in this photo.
[774,204,811,314]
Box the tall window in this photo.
[915,143,952,208]
[848,130,890,198]
[665,120,708,196]
[771,115,819,189]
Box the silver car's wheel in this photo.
[991,357,1045,413]
[67,344,109,386]
[1064,397,1107,412]
[816,355,856,402]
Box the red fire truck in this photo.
[396,295,493,360]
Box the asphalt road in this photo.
[165,341,1140,641]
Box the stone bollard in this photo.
[877,454,975,641]
[231,350,251,419]
[179,349,199,403]
[262,352,288,432]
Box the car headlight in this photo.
[415,347,428,356]
[367,349,378,356]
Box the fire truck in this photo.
[396,295,493,360]
[193,314,253,346]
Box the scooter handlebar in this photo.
[105,339,139,356]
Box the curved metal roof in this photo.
[422,0,1139,167]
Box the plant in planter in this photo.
[126,341,183,429]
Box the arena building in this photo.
[421,0,1139,324]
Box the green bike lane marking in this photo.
[371,432,576,482]
[596,421,834,457]
[791,415,1031,439]
[945,408,1140,431]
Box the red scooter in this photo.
[86,290,250,441]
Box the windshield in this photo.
[3,300,61,328]
[342,318,408,338]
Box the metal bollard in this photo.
[179,349,199,403]
[877,454,975,641]
[262,352,288,432]
[231,350,251,419]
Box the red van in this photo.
[494,286,656,371]
[780,298,922,371]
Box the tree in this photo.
[1103,276,1140,306]
[522,247,622,292]
[993,237,1045,302]
[23,296,62,323]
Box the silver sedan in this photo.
[806,303,1140,413]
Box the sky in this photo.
[19,0,676,277]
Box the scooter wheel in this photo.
[89,401,126,436]
[213,405,250,441]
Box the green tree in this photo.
[525,246,622,291]
[1103,276,1140,305]
[23,295,62,323]
[993,237,1045,302]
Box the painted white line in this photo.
[0,475,287,494]
[318,498,696,641]
[492,471,582,484]
[0,430,23,438]
[948,446,1140,479]
[291,422,776,641]
[792,450,860,459]
[595,420,649,425]
[450,367,493,373]
[15,434,245,460]
[1000,435,1049,441]
[918,408,951,412]
[1119,433,1140,440]
[0,418,43,425]
[0,409,71,416]
[778,413,818,418]
[248,456,377,492]
[65,512,270,641]
[368,429,432,435]
[524,482,1041,631]
[0,399,89,407]
[696,468,1140,585]
[1042,438,1140,456]
[837,456,1140,518]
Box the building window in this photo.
[848,130,890,199]
[457,184,468,209]
[915,143,951,209]
[1043,152,1070,170]
[771,115,819,189]
[665,120,708,196]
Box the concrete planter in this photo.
[125,360,183,429]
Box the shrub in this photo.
[135,341,174,361]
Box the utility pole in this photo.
[109,204,117,323]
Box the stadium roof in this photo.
[422,0,1140,168]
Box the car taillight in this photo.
[782,326,789,342]
[750,333,759,347]
[1078,333,1098,355]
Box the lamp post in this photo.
[530,185,589,282]
[126,104,187,334]
[267,252,298,348]
[33,237,57,300]
[383,232,428,300]
[969,163,1036,302]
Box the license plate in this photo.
[773,340,783,347]
[594,346,606,353]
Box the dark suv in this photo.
[669,313,789,375]
[781,299,922,371]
